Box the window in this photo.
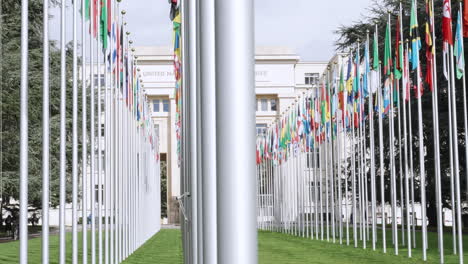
[261,99,268,111]
[256,124,267,136]
[152,99,170,113]
[270,99,277,111]
[153,99,160,112]
[93,74,105,86]
[163,100,169,112]
[256,97,278,112]
[305,73,319,86]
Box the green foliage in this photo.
[1,0,85,210]
[336,0,468,226]
[160,161,167,218]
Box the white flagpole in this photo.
[97,0,103,261]
[42,0,50,261]
[351,86,357,248]
[59,0,67,261]
[387,12,398,255]
[448,6,463,261]
[72,0,79,261]
[215,0,258,260]
[19,0,29,262]
[428,0,444,261]
[343,75,349,246]
[407,76,416,249]
[415,21,428,264]
[397,3,405,247]
[402,40,412,258]
[377,61,386,253]
[367,30,377,251]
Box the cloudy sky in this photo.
[51,0,374,61]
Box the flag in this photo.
[410,0,421,71]
[373,27,379,71]
[455,9,465,79]
[464,0,468,37]
[384,21,392,76]
[363,39,370,97]
[394,12,403,80]
[425,0,435,91]
[85,0,91,20]
[346,52,354,93]
[443,0,453,79]
[404,44,411,101]
[100,0,108,50]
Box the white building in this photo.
[134,46,328,223]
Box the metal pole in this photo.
[449,39,464,264]
[377,62,386,253]
[187,0,199,262]
[97,0,103,260]
[59,0,67,262]
[19,0,29,262]
[215,0,257,262]
[429,0,444,261]
[81,0,88,262]
[90,0,97,260]
[42,0,50,261]
[72,0,79,261]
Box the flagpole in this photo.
[459,0,468,204]
[414,7,428,258]
[377,60,386,253]
[428,0,444,261]
[343,62,349,246]
[19,0,29,262]
[397,2,405,247]
[59,0,67,261]
[97,0,104,261]
[448,6,464,261]
[403,40,412,258]
[407,74,416,249]
[385,12,398,255]
[42,0,50,261]
[367,30,377,251]
[351,79,357,248]
[72,0,79,262]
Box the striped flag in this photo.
[455,9,465,79]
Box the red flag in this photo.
[425,0,434,92]
[464,0,468,37]
[443,0,453,45]
[93,0,98,38]
[107,0,112,34]
[395,14,401,72]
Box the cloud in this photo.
[50,0,373,62]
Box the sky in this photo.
[51,0,374,61]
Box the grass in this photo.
[0,228,466,263]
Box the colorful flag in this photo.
[464,0,468,37]
[425,0,435,91]
[363,39,370,97]
[100,0,108,50]
[443,0,453,79]
[455,9,465,79]
[394,12,403,80]
[410,0,421,71]
[384,21,392,76]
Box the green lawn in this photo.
[0,228,466,263]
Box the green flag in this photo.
[100,0,108,50]
[372,30,379,70]
[85,0,90,20]
[383,21,392,77]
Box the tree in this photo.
[1,0,86,223]
[336,0,467,227]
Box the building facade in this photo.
[134,46,328,224]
